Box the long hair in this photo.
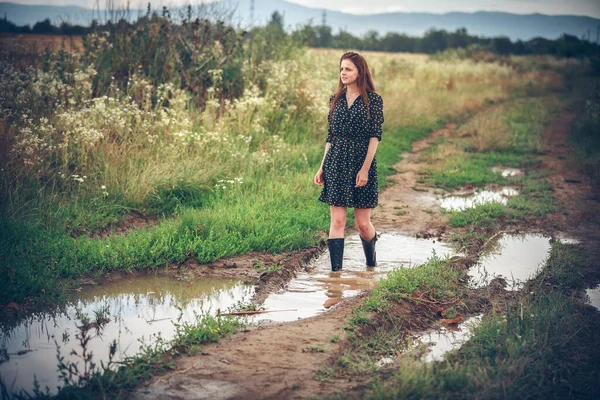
[329,51,376,121]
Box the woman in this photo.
[314,52,384,272]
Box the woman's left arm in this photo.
[356,138,379,187]
[356,94,383,188]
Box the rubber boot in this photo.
[360,232,378,267]
[327,238,344,271]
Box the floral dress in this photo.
[319,91,384,208]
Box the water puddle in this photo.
[254,232,455,323]
[412,314,483,362]
[469,233,552,290]
[0,276,253,395]
[440,187,518,211]
[585,285,600,311]
[492,166,523,177]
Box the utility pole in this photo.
[250,0,254,27]
[588,28,592,41]
[322,9,326,26]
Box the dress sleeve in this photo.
[369,94,384,141]
[326,94,335,143]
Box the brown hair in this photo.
[328,51,376,121]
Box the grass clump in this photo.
[571,79,600,189]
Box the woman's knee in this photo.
[355,220,371,233]
[331,216,346,230]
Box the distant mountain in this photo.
[1,0,599,41]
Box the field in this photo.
[0,25,599,399]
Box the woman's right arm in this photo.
[314,143,331,186]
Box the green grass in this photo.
[446,202,509,228]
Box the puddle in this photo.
[492,166,523,177]
[440,187,518,211]
[254,232,455,323]
[585,285,600,311]
[0,276,254,395]
[469,233,552,290]
[413,314,483,362]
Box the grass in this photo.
[570,78,600,190]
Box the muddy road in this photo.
[128,99,600,400]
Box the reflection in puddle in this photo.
[255,233,455,323]
[440,187,518,211]
[586,285,600,311]
[470,234,551,290]
[492,166,522,177]
[414,315,483,362]
[0,277,253,395]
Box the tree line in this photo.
[1,10,599,58]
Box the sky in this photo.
[8,0,600,18]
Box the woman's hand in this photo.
[355,168,368,187]
[314,168,324,186]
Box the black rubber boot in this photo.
[327,238,345,271]
[360,233,378,267]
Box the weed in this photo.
[302,344,326,353]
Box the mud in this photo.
[371,123,458,235]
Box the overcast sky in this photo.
[10,0,600,18]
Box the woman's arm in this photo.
[314,143,331,186]
[361,137,379,171]
[356,138,379,187]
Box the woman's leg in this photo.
[354,208,375,241]
[355,207,377,267]
[329,206,347,238]
[328,206,347,271]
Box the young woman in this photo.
[314,52,384,271]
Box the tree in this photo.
[268,11,284,32]
[32,18,58,34]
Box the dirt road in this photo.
[132,104,599,399]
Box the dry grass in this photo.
[0,33,84,55]
[307,48,555,127]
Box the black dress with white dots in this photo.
[318,90,384,209]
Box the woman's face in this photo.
[340,59,358,86]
